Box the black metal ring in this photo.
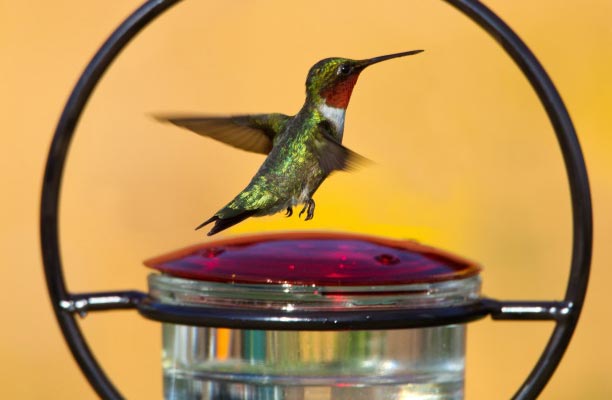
[41,1,182,398]
[40,1,592,399]
[136,297,573,332]
[138,298,494,331]
[445,2,592,398]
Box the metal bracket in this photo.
[41,1,592,399]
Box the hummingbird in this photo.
[157,50,423,236]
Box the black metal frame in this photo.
[40,0,592,399]
[136,298,575,331]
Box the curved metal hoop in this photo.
[40,0,592,399]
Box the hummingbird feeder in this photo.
[40,1,592,399]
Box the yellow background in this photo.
[3,0,611,398]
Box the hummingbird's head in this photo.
[305,50,423,109]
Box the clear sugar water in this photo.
[162,323,467,400]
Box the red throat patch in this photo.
[321,74,360,108]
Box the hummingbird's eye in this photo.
[338,64,352,75]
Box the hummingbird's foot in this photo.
[299,199,315,221]
[305,200,315,221]
[285,207,293,217]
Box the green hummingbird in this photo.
[157,50,423,236]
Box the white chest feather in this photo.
[318,103,346,139]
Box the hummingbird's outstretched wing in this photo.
[155,113,291,154]
[314,121,370,175]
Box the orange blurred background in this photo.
[3,0,611,398]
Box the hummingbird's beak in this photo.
[357,49,424,70]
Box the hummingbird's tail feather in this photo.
[196,210,258,236]
[195,216,217,231]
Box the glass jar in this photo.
[145,232,481,400]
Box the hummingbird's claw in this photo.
[305,199,315,221]
[285,207,293,217]
[299,199,316,221]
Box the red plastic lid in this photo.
[144,232,480,286]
